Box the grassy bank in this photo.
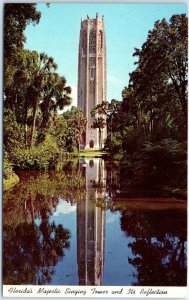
[3,172,19,191]
[78,150,108,158]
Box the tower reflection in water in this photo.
[77,158,106,285]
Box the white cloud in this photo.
[53,199,76,215]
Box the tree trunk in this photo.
[30,97,38,149]
[143,124,147,141]
[25,123,28,148]
[77,139,80,154]
[24,104,28,149]
[99,128,102,150]
[181,95,187,132]
[110,117,112,142]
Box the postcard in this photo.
[2,1,188,299]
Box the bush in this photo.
[140,138,187,187]
[105,132,123,154]
[4,109,25,156]
[122,126,144,154]
[11,135,60,169]
[3,158,13,180]
[3,157,19,190]
[143,138,187,164]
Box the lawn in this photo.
[78,150,107,158]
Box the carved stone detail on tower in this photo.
[82,31,87,55]
[89,29,96,53]
[77,14,107,150]
[98,30,103,56]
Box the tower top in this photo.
[81,13,104,23]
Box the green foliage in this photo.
[106,132,122,153]
[91,99,121,145]
[11,135,59,169]
[122,127,145,154]
[4,109,25,156]
[63,107,87,153]
[130,14,188,137]
[4,4,72,158]
[4,4,41,59]
[143,138,187,163]
[3,172,19,191]
[142,139,187,186]
[3,158,13,180]
[48,114,68,149]
[107,14,187,168]
[26,53,72,147]
[3,157,19,191]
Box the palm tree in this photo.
[63,107,87,153]
[93,116,106,149]
[28,53,58,149]
[91,100,120,143]
[37,74,72,144]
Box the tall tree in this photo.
[63,107,87,153]
[4,4,41,149]
[4,4,40,57]
[91,99,120,143]
[38,74,72,143]
[92,116,106,150]
[4,50,39,148]
[132,14,188,137]
[28,53,58,148]
[4,4,41,90]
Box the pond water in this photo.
[3,158,187,286]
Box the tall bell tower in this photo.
[77,13,107,149]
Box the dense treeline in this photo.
[94,14,187,190]
[4,4,86,180]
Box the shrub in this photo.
[4,109,25,156]
[105,132,123,154]
[143,138,187,164]
[3,158,13,180]
[11,135,60,169]
[122,126,144,154]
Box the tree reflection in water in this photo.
[3,168,84,285]
[4,220,70,284]
[3,159,187,286]
[119,208,187,286]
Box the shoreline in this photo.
[3,172,19,191]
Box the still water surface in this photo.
[3,158,187,286]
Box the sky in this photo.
[24,3,187,109]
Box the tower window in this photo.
[98,30,103,48]
[90,67,95,80]
[89,29,96,53]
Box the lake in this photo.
[3,157,187,286]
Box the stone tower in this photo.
[77,13,107,150]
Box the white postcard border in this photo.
[3,285,187,298]
[1,1,188,300]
